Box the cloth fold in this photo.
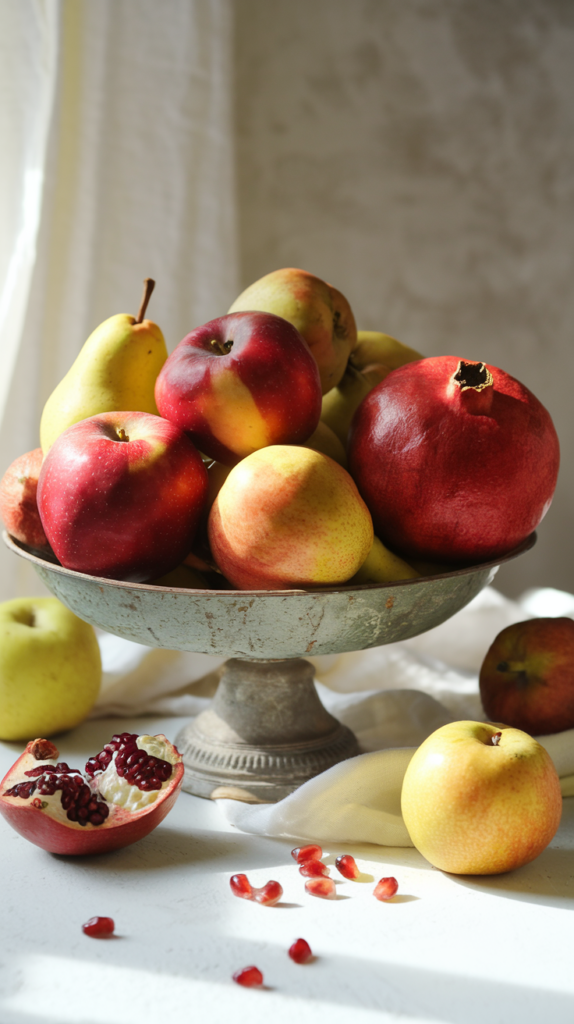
[92,585,574,844]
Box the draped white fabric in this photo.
[0,0,238,602]
[92,585,574,845]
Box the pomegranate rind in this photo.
[0,735,184,855]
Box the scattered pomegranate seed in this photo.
[291,843,322,863]
[233,965,263,988]
[252,880,283,906]
[299,859,329,877]
[374,877,399,901]
[305,877,336,899]
[82,916,115,938]
[289,938,313,964]
[335,854,360,880]
[230,873,253,899]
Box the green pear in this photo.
[40,279,168,453]
[350,331,423,372]
[321,362,391,446]
[349,536,420,585]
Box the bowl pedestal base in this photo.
[175,657,359,803]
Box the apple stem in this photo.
[491,732,502,746]
[497,661,526,673]
[210,338,234,356]
[135,278,155,324]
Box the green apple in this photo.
[0,597,102,741]
[401,720,562,875]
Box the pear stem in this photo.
[135,278,155,324]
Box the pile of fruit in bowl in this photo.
[0,268,560,593]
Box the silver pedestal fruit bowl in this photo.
[4,530,535,803]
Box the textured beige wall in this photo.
[234,0,574,597]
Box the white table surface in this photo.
[1,714,573,1024]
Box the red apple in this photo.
[0,448,51,552]
[479,617,574,735]
[227,268,357,394]
[155,311,322,465]
[348,356,560,563]
[37,411,208,582]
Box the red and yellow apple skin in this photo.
[401,721,562,875]
[0,448,50,552]
[37,412,208,583]
[228,268,357,394]
[480,618,574,735]
[208,445,373,590]
[155,311,322,466]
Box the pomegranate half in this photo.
[348,357,560,564]
[0,733,183,855]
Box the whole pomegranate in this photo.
[348,357,560,564]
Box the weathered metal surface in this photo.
[3,531,535,801]
[2,532,534,660]
[175,658,360,801]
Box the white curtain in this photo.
[0,0,238,602]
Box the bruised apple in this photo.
[348,357,560,564]
[401,721,562,875]
[37,411,208,582]
[208,446,373,590]
[228,268,357,394]
[480,617,574,735]
[155,311,322,465]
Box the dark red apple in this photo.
[37,411,208,582]
[480,617,574,735]
[348,357,560,563]
[155,311,322,465]
[0,448,51,552]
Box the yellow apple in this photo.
[0,597,102,740]
[208,445,373,590]
[401,721,562,875]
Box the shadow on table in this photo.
[4,939,573,1024]
[447,845,574,909]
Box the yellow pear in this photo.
[40,279,168,453]
[350,331,423,372]
[302,420,347,468]
[349,535,420,585]
[321,362,390,446]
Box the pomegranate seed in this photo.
[374,877,399,901]
[336,854,360,879]
[233,965,263,987]
[299,860,329,877]
[82,916,115,937]
[305,877,336,899]
[230,873,253,899]
[291,844,322,863]
[85,733,172,791]
[288,938,313,964]
[252,880,283,906]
